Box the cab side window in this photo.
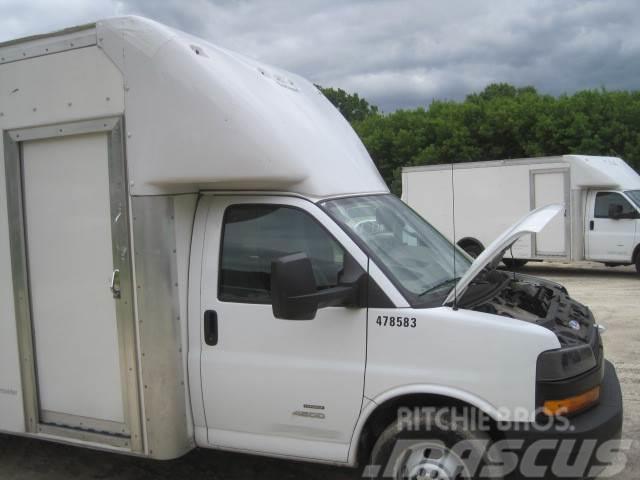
[594,192,637,218]
[219,204,345,304]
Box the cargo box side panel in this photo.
[0,134,25,433]
[404,162,567,259]
[132,196,193,459]
[0,46,124,132]
[454,164,534,258]
[404,165,533,253]
[404,168,455,239]
[0,41,125,436]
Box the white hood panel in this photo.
[444,204,564,305]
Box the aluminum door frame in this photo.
[3,117,142,451]
[529,167,571,258]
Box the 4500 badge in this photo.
[375,315,417,328]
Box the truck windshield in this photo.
[321,194,471,305]
[626,190,640,209]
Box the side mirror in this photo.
[608,204,624,220]
[271,253,364,321]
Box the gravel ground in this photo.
[522,261,639,479]
[0,261,637,479]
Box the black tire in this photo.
[502,258,528,269]
[460,242,483,259]
[364,408,501,480]
[635,254,640,274]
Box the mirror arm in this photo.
[290,283,359,308]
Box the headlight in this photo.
[536,344,597,381]
[536,328,604,417]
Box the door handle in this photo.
[204,310,218,346]
[110,269,121,299]
[589,220,594,231]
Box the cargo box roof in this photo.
[565,155,640,190]
[1,16,387,198]
[95,16,387,197]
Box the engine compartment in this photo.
[464,271,596,347]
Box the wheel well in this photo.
[633,243,640,264]
[457,237,483,250]
[355,394,501,466]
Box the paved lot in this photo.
[0,261,637,479]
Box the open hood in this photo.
[444,204,564,306]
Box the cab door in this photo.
[199,195,368,462]
[586,191,639,262]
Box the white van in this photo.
[402,155,640,272]
[0,17,623,479]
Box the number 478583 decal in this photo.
[375,315,417,328]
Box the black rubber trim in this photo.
[367,272,394,308]
[503,361,623,480]
[507,361,622,440]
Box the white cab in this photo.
[586,190,640,262]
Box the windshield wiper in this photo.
[419,277,461,297]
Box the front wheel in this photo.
[365,409,500,480]
[635,254,640,274]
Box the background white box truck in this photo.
[402,155,640,272]
[0,16,623,479]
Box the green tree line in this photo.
[320,84,640,194]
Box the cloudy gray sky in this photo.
[1,0,638,111]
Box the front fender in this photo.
[364,306,560,417]
[347,383,502,465]
[349,306,560,466]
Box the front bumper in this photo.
[502,360,623,479]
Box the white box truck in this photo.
[402,156,640,272]
[0,17,623,479]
